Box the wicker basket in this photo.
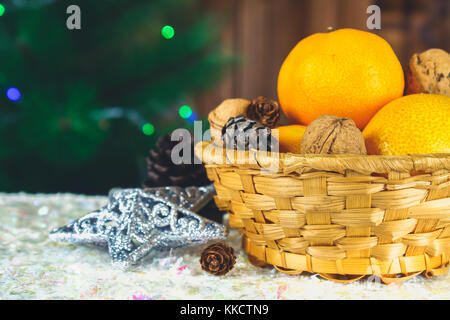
[195,140,450,283]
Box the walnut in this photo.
[209,98,250,128]
[300,115,367,154]
[406,48,450,97]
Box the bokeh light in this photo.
[142,123,155,135]
[161,25,175,39]
[0,4,5,17]
[186,111,198,123]
[6,87,21,101]
[178,105,192,119]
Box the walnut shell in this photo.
[406,48,450,97]
[300,115,367,155]
[209,98,250,126]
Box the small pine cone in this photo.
[221,115,276,151]
[143,131,210,188]
[200,242,236,276]
[244,96,281,128]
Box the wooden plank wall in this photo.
[196,0,449,115]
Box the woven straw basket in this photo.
[195,140,450,284]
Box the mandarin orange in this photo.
[277,28,404,129]
[363,94,450,155]
[275,124,307,154]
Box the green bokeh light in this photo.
[0,4,5,17]
[178,105,192,119]
[161,25,175,39]
[142,123,155,135]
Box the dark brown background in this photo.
[195,0,450,115]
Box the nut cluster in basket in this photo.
[209,97,370,156]
[202,28,450,283]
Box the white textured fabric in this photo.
[0,192,449,300]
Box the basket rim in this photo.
[195,141,450,175]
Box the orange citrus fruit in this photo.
[275,124,306,154]
[363,94,450,155]
[277,28,404,129]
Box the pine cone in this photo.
[244,96,281,128]
[221,115,276,151]
[200,242,236,276]
[143,132,210,188]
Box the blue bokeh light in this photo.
[186,111,198,123]
[6,87,21,101]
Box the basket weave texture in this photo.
[195,141,450,283]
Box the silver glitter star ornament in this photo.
[49,185,228,268]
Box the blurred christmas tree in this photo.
[0,0,233,194]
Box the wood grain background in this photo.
[195,0,449,116]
